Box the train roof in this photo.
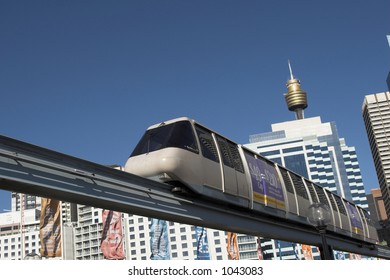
[146,116,240,143]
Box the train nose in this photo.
[124,154,182,178]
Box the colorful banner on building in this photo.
[276,240,282,260]
[195,227,210,260]
[334,250,346,260]
[292,243,299,259]
[39,198,62,257]
[257,237,264,260]
[349,253,362,260]
[150,219,170,260]
[227,232,239,260]
[101,210,125,260]
[302,244,314,260]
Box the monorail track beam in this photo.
[0,135,389,259]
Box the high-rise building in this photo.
[366,188,390,245]
[387,36,390,93]
[0,208,41,259]
[362,92,390,218]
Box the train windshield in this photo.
[131,121,199,156]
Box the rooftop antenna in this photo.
[284,60,308,120]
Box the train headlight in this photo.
[158,173,173,182]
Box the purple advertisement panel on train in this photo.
[244,152,285,209]
[346,203,364,235]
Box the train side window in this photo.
[305,180,319,203]
[216,137,244,173]
[195,126,219,163]
[279,167,295,194]
[332,195,347,215]
[359,208,374,226]
[326,191,339,212]
[313,184,330,206]
[216,137,234,168]
[227,141,244,173]
[289,172,309,199]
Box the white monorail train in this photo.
[124,117,378,244]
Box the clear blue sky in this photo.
[0,1,389,212]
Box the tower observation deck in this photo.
[284,61,308,119]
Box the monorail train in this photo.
[124,117,378,244]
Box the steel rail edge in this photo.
[0,134,389,259]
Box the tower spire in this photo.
[288,59,294,80]
[284,60,308,120]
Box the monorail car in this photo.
[124,117,378,244]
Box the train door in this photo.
[331,194,351,235]
[288,172,311,217]
[194,125,223,190]
[278,167,298,215]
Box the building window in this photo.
[284,154,308,178]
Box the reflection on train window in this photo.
[131,121,198,156]
[195,126,219,163]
